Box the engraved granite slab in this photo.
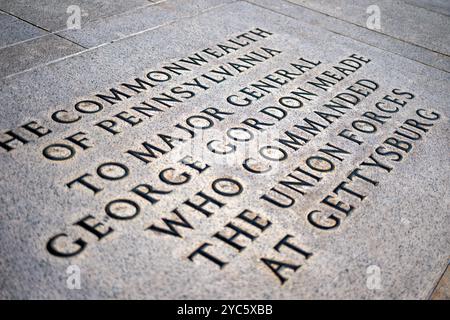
[0,1,448,299]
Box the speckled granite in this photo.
[249,0,450,72]
[0,12,46,48]
[0,1,448,299]
[0,34,82,78]
[57,0,237,48]
[284,0,450,55]
[431,265,450,299]
[0,0,153,32]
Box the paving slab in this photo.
[0,0,449,299]
[249,0,450,72]
[58,0,237,48]
[0,34,83,78]
[284,0,450,55]
[0,11,46,48]
[406,0,450,16]
[0,0,153,32]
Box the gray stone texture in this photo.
[406,0,450,16]
[284,0,450,55]
[57,0,237,48]
[431,265,450,299]
[0,0,153,31]
[249,0,450,72]
[0,34,82,78]
[0,12,46,48]
[0,0,238,78]
[0,1,449,299]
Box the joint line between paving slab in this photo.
[280,0,450,58]
[93,0,240,46]
[2,0,448,79]
[53,0,168,36]
[428,263,449,299]
[0,1,168,51]
[401,0,450,18]
[0,8,52,50]
[0,8,87,50]
[2,0,240,80]
[245,0,450,74]
[0,8,51,33]
[53,33,87,49]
